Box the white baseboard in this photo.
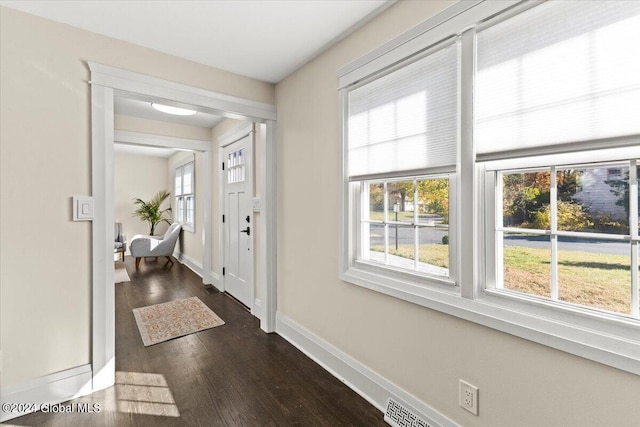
[173,251,203,277]
[172,252,224,292]
[275,313,458,427]
[0,364,92,422]
[209,271,221,291]
[253,298,261,317]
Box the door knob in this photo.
[246,215,250,223]
[240,226,251,236]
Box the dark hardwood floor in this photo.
[5,256,385,426]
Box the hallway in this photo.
[6,257,384,426]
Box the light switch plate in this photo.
[73,196,94,221]
[252,197,261,212]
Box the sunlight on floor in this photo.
[115,371,180,417]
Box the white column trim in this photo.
[260,121,278,332]
[202,151,213,285]
[91,84,115,392]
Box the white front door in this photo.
[223,133,253,308]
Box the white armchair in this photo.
[130,223,182,268]
[114,222,127,262]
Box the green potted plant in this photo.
[132,190,172,235]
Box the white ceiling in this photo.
[1,0,392,83]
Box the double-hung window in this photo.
[477,1,640,319]
[339,0,640,375]
[175,160,195,232]
[343,40,458,292]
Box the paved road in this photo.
[369,224,630,255]
[504,235,630,255]
[369,223,447,246]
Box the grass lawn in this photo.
[371,244,449,268]
[368,211,415,221]
[504,246,632,315]
[371,244,634,315]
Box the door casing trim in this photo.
[89,62,277,393]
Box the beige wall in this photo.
[116,114,213,264]
[114,153,170,249]
[0,6,273,387]
[275,1,640,426]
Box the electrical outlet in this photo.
[459,379,479,415]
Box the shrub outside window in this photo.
[360,176,451,278]
[493,162,639,318]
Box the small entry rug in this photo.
[133,297,225,346]
[115,262,130,283]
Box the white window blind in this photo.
[175,170,183,196]
[347,42,458,180]
[476,0,640,157]
[182,162,194,195]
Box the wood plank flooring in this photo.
[5,256,385,426]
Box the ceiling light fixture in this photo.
[151,103,197,116]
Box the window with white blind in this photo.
[475,0,640,158]
[477,1,640,319]
[348,42,457,179]
[175,161,195,231]
[344,41,458,288]
[339,0,640,375]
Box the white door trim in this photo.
[89,63,278,393]
[89,62,276,121]
[218,123,255,148]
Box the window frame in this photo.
[338,0,640,376]
[483,153,640,319]
[175,159,195,232]
[354,173,457,288]
[340,39,460,296]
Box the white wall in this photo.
[0,6,273,388]
[114,152,170,252]
[275,1,640,426]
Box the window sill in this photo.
[180,224,195,233]
[341,265,640,376]
[341,262,458,308]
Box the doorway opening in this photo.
[90,62,277,392]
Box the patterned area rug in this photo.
[133,297,225,346]
[115,262,130,283]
